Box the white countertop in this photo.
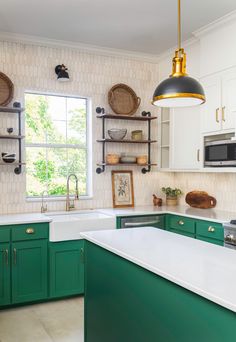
[0,212,52,225]
[0,205,234,226]
[81,227,236,312]
[100,205,236,224]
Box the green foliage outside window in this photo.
[25,93,88,197]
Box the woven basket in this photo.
[0,72,14,106]
[108,83,141,116]
[106,154,120,165]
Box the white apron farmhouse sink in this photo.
[46,210,116,242]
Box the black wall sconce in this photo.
[55,64,69,81]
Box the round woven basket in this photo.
[0,72,14,106]
[108,83,141,116]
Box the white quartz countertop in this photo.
[0,213,52,225]
[0,205,235,226]
[81,227,236,313]
[100,205,236,224]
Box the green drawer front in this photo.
[12,223,49,241]
[170,229,195,238]
[196,221,223,241]
[0,228,10,242]
[197,235,224,246]
[167,215,195,234]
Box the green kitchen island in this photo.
[81,227,236,342]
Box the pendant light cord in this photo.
[178,0,181,50]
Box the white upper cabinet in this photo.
[170,107,201,170]
[201,67,236,134]
[221,69,236,131]
[200,75,221,134]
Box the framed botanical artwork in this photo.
[111,170,134,208]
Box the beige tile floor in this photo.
[0,297,84,342]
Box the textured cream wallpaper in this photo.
[0,40,174,214]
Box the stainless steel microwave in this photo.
[205,140,236,167]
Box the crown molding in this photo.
[193,10,236,38]
[0,31,160,64]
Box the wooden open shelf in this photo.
[0,135,25,139]
[97,139,157,144]
[97,114,157,121]
[0,107,24,113]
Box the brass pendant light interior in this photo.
[152,0,205,108]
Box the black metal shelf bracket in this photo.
[96,112,106,174]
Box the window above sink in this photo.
[25,92,92,200]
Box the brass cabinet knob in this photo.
[178,220,184,226]
[26,228,35,234]
[208,226,215,232]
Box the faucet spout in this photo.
[66,174,79,211]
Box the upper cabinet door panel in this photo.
[200,75,221,134]
[221,69,236,131]
[170,107,200,170]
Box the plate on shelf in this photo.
[0,72,14,106]
[108,83,141,116]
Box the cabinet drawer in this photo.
[0,228,10,242]
[197,235,224,246]
[170,229,195,238]
[196,221,223,241]
[12,223,49,241]
[167,215,195,234]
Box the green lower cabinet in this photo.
[11,240,48,304]
[49,240,84,298]
[0,243,11,306]
[169,229,195,238]
[196,236,224,246]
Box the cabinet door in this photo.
[0,243,11,306]
[200,75,222,133]
[49,240,84,298]
[12,240,48,304]
[221,69,236,131]
[170,107,201,170]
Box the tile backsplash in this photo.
[0,40,172,214]
[0,40,235,214]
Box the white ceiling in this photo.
[0,0,236,55]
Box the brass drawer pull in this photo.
[26,228,35,234]
[222,106,226,122]
[178,220,184,226]
[215,108,220,123]
[208,226,215,232]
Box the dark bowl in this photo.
[2,157,16,163]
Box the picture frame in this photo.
[111,170,134,208]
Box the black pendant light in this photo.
[152,0,205,107]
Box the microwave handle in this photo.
[197,149,200,162]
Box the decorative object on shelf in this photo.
[2,152,16,163]
[111,170,134,208]
[7,127,13,134]
[96,108,157,174]
[153,194,162,207]
[185,191,217,209]
[0,72,14,106]
[120,154,137,164]
[108,128,127,140]
[55,64,69,81]
[152,0,205,108]
[108,84,141,116]
[131,130,143,141]
[106,154,120,165]
[0,106,24,174]
[162,187,182,206]
[137,155,148,165]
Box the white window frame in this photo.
[24,91,93,201]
